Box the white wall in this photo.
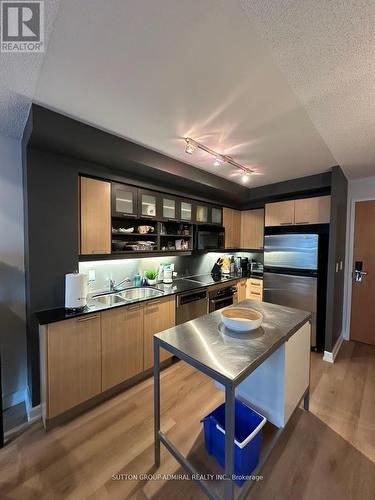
[343,176,375,341]
[0,134,27,408]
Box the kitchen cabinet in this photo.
[43,314,102,419]
[162,196,178,220]
[265,200,295,227]
[180,200,194,222]
[241,209,264,249]
[138,189,160,219]
[223,208,241,248]
[101,304,144,391]
[237,279,247,302]
[265,196,331,227]
[294,196,331,224]
[112,182,138,218]
[144,296,176,370]
[80,176,111,255]
[246,278,263,302]
[196,204,209,223]
[211,206,223,225]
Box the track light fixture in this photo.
[184,137,254,177]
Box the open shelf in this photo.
[160,234,192,238]
[112,232,159,236]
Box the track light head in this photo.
[213,156,223,167]
[185,139,196,154]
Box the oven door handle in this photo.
[210,295,235,305]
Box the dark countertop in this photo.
[155,300,311,384]
[36,273,263,325]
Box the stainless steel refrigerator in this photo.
[263,234,318,348]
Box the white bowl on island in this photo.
[221,307,263,332]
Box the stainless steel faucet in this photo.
[109,276,132,292]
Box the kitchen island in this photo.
[153,300,311,500]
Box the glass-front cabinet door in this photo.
[162,197,177,219]
[196,204,209,223]
[139,190,159,219]
[211,206,222,225]
[112,183,138,217]
[180,200,193,221]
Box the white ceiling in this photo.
[240,0,375,180]
[0,0,61,138]
[33,0,335,187]
[2,0,374,186]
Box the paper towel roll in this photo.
[65,273,88,310]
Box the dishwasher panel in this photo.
[176,289,208,325]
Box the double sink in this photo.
[92,287,164,307]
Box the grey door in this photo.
[264,272,317,347]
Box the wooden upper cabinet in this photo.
[265,196,331,227]
[101,304,144,391]
[265,200,295,227]
[294,196,331,225]
[80,176,111,254]
[223,208,241,248]
[47,314,102,418]
[223,208,233,248]
[241,209,264,249]
[144,296,175,370]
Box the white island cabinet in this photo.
[235,320,310,427]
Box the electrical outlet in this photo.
[88,269,96,282]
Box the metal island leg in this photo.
[224,382,235,500]
[153,337,161,467]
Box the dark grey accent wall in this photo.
[325,166,348,352]
[24,148,79,405]
[243,171,332,209]
[28,104,252,208]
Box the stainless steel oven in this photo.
[209,285,237,312]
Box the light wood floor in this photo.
[0,340,374,499]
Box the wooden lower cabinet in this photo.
[246,278,263,302]
[45,314,102,419]
[41,296,177,424]
[237,279,247,302]
[101,304,144,391]
[144,296,176,370]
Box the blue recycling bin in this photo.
[201,399,266,486]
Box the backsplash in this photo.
[79,252,263,293]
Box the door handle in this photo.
[354,270,368,283]
[354,261,368,283]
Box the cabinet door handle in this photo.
[77,314,100,322]
[280,222,293,225]
[295,221,309,224]
[127,304,142,311]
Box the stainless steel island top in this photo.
[155,299,311,385]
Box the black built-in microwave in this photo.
[195,225,225,251]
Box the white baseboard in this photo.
[25,386,42,422]
[323,334,344,363]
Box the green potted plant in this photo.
[144,269,158,286]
